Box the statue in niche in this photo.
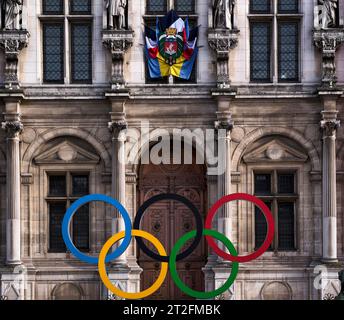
[319,0,338,29]
[105,0,127,30]
[3,0,22,30]
[213,0,235,29]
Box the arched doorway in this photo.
[137,153,207,300]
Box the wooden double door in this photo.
[137,163,207,300]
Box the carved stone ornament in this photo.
[108,119,128,138]
[208,29,239,88]
[102,29,134,89]
[0,30,30,89]
[313,29,344,88]
[320,119,340,136]
[1,120,23,138]
[215,113,234,132]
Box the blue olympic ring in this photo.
[62,194,132,264]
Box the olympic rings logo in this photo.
[62,193,275,299]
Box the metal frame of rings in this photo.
[62,193,274,299]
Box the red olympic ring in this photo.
[205,193,275,263]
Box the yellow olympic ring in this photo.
[98,229,168,300]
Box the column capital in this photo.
[1,120,23,139]
[108,119,128,137]
[320,119,340,137]
[215,112,234,132]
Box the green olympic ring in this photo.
[169,229,239,299]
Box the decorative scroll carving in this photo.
[102,29,134,89]
[1,120,23,138]
[208,29,239,89]
[0,30,29,89]
[313,29,344,88]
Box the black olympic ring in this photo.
[133,193,203,262]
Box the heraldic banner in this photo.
[145,10,199,80]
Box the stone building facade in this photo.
[0,0,343,300]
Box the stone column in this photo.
[109,116,128,266]
[215,112,234,260]
[1,113,23,266]
[320,113,340,263]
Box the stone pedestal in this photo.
[102,30,134,90]
[313,29,344,89]
[208,29,239,89]
[0,30,30,89]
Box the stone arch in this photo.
[22,127,111,172]
[126,127,212,175]
[51,283,84,300]
[260,281,292,300]
[232,127,321,171]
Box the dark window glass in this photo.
[49,203,66,252]
[71,23,92,83]
[255,202,272,250]
[73,204,89,251]
[250,22,271,82]
[278,22,299,82]
[43,23,64,83]
[278,173,294,194]
[255,174,271,195]
[49,175,66,196]
[278,203,295,250]
[72,175,89,196]
[175,0,195,14]
[43,0,64,14]
[146,0,167,14]
[278,0,298,13]
[250,0,271,13]
[70,0,91,14]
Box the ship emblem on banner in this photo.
[145,10,199,80]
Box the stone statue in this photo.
[213,0,224,28]
[0,0,6,29]
[4,0,22,30]
[213,0,235,29]
[105,0,127,30]
[335,270,344,300]
[225,0,235,29]
[319,0,338,29]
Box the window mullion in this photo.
[64,0,70,84]
[273,0,278,83]
[273,198,278,251]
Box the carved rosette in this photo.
[102,30,134,89]
[208,29,239,89]
[0,30,30,89]
[320,119,340,137]
[313,29,344,88]
[1,121,24,139]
